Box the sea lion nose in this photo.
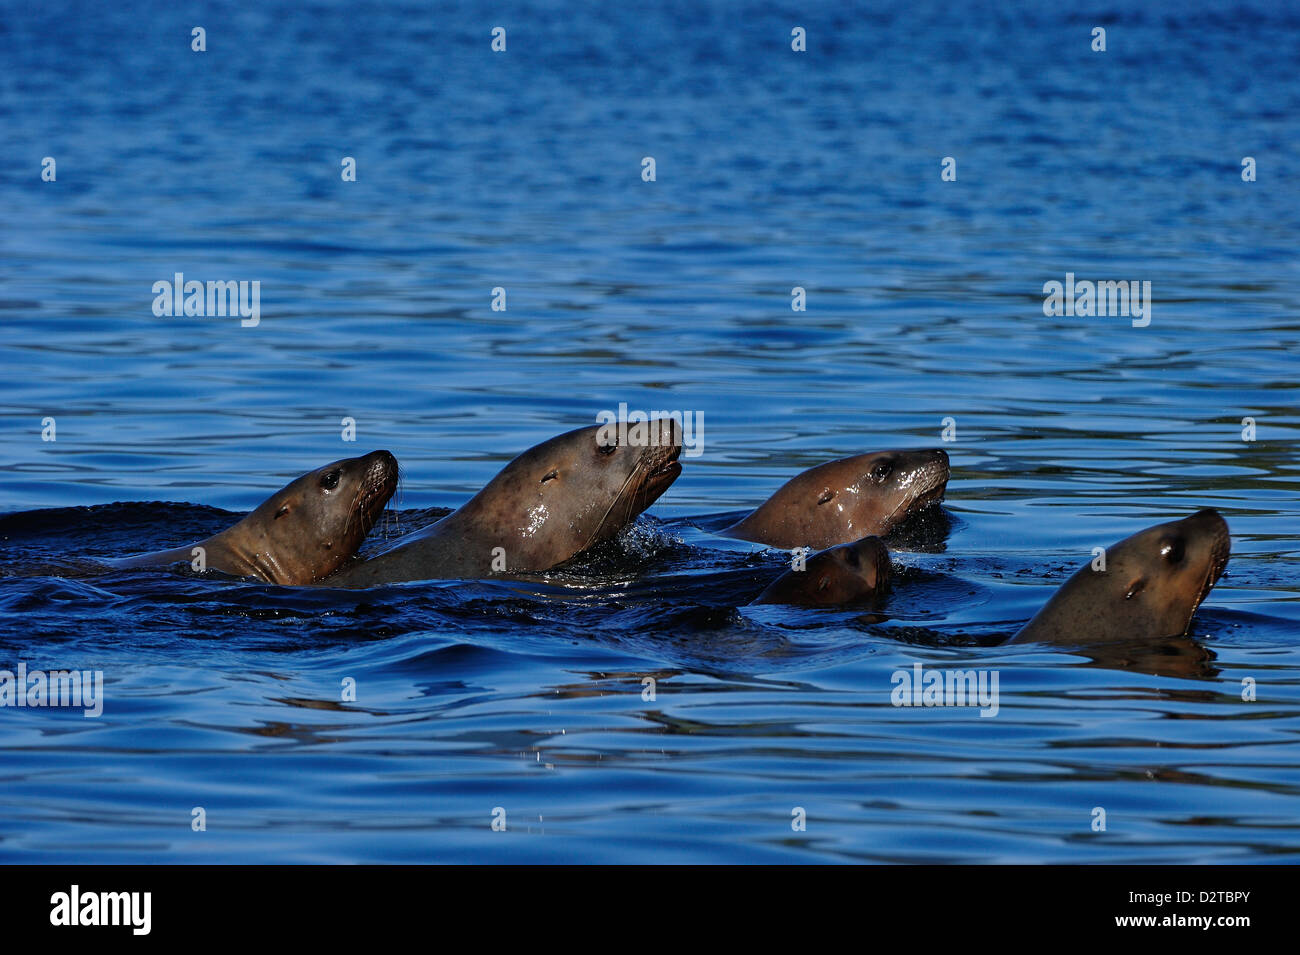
[657,416,682,449]
[1187,508,1228,535]
[872,538,892,585]
[906,448,949,478]
[366,450,398,473]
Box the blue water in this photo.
[1,0,1298,862]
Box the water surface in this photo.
[0,0,1297,863]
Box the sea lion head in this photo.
[459,419,682,571]
[729,448,949,549]
[754,536,892,606]
[227,450,399,584]
[1014,509,1231,645]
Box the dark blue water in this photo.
[1,0,1297,862]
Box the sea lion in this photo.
[752,536,892,606]
[323,420,682,586]
[721,449,949,550]
[109,451,399,585]
[1009,509,1230,645]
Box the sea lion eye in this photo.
[1125,579,1146,600]
[598,444,617,456]
[275,505,290,519]
[817,488,836,505]
[870,462,893,483]
[541,469,559,483]
[320,469,341,490]
[1160,537,1185,564]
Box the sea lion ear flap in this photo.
[1125,579,1146,600]
[817,488,835,505]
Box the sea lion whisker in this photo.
[1185,533,1231,632]
[583,457,646,552]
[247,550,282,585]
[343,478,365,541]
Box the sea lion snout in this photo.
[630,418,683,500]
[860,535,892,589]
[350,449,399,526]
[837,535,892,591]
[627,417,681,475]
[641,416,682,461]
[1176,508,1231,605]
[368,449,398,472]
[1185,507,1230,549]
[905,449,950,503]
[358,450,400,496]
[1163,509,1230,576]
[653,416,682,451]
